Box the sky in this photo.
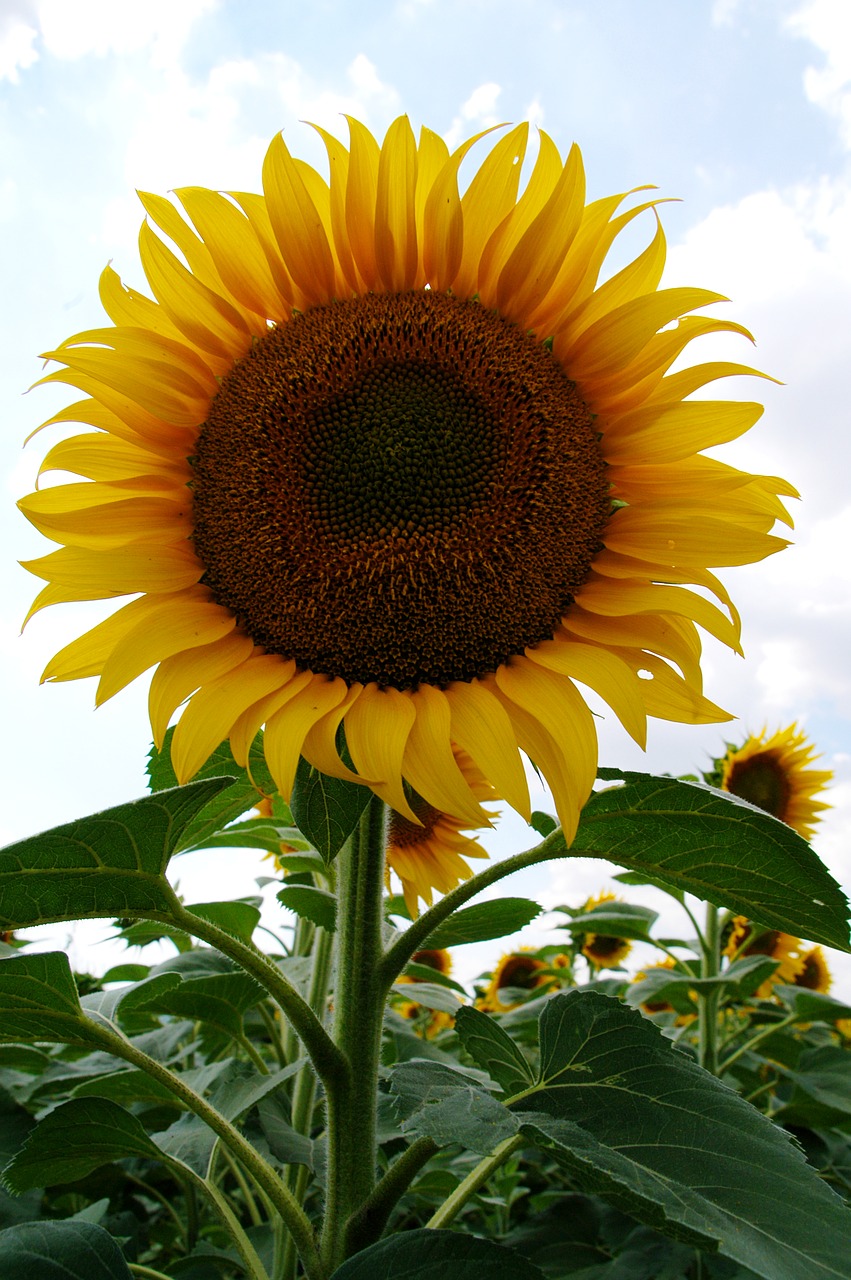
[1,0,850,991]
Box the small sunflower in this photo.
[793,946,832,994]
[385,748,493,914]
[576,890,633,970]
[394,946,456,1035]
[631,957,696,1022]
[719,724,831,840]
[21,117,794,902]
[478,949,553,1013]
[723,916,802,998]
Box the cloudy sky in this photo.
[1,0,850,988]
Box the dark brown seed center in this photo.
[725,755,791,821]
[191,290,609,688]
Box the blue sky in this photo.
[1,0,850,987]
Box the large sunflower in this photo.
[20,116,794,860]
[719,725,831,840]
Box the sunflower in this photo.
[20,117,794,894]
[394,946,455,1035]
[793,946,832,994]
[723,916,802,998]
[718,725,831,840]
[478,949,553,1013]
[385,748,493,914]
[572,890,633,970]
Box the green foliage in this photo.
[0,1219,133,1279]
[424,898,542,948]
[277,884,337,931]
[328,1228,548,1278]
[578,772,850,949]
[290,754,373,862]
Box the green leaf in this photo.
[183,899,261,943]
[0,953,104,1047]
[773,984,851,1022]
[0,779,232,930]
[559,902,659,940]
[516,990,851,1280]
[454,1005,537,1096]
[329,1228,547,1279]
[625,955,779,1009]
[71,1068,181,1109]
[290,755,372,862]
[2,1096,162,1192]
[0,1219,133,1279]
[390,1060,513,1153]
[390,982,461,1014]
[277,884,337,931]
[148,727,278,852]
[774,1045,851,1126]
[185,817,312,856]
[137,972,264,1042]
[423,898,542,948]
[573,773,850,950]
[529,811,557,837]
[402,963,467,994]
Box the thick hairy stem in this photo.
[345,1136,440,1253]
[320,797,388,1272]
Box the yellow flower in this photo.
[20,117,794,894]
[720,724,831,840]
[577,890,632,970]
[478,949,553,1013]
[394,948,455,1037]
[385,748,493,915]
[723,916,802,998]
[793,946,832,994]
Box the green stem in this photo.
[380,828,567,990]
[719,1013,798,1076]
[346,1136,440,1251]
[425,1133,525,1230]
[698,903,721,1075]
[320,797,388,1272]
[161,895,346,1090]
[84,1017,325,1280]
[129,1266,175,1280]
[218,1145,264,1227]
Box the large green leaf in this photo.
[277,884,337,931]
[2,1096,162,1192]
[290,754,372,862]
[453,1004,539,1096]
[329,1228,547,1279]
[0,1219,133,1279]
[148,728,278,852]
[391,1060,515,1152]
[518,991,851,1280]
[576,773,850,950]
[0,779,231,929]
[423,898,542,948]
[0,953,105,1047]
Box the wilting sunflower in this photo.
[719,725,831,840]
[478,949,553,1013]
[20,117,794,887]
[793,946,832,994]
[723,917,802,998]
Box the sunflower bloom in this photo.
[20,117,794,865]
[793,946,831,994]
[719,725,831,840]
[723,917,803,998]
[575,890,633,970]
[395,947,455,1036]
[478,949,553,1013]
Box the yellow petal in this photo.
[454,124,528,298]
[148,632,255,747]
[312,124,362,293]
[302,682,372,785]
[491,659,597,842]
[21,544,201,594]
[375,115,419,291]
[96,595,235,705]
[622,653,732,724]
[402,684,490,826]
[446,679,531,819]
[41,594,172,683]
[170,653,297,784]
[262,132,337,304]
[602,400,763,466]
[228,668,314,767]
[527,637,647,748]
[560,610,703,690]
[176,186,287,320]
[344,683,417,821]
[263,676,349,799]
[38,433,189,485]
[576,575,742,655]
[19,493,191,550]
[604,505,788,567]
[136,189,223,290]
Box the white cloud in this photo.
[787,0,851,146]
[0,2,38,82]
[445,81,503,149]
[35,0,219,67]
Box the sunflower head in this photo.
[573,890,633,971]
[793,946,832,994]
[717,725,831,840]
[723,916,803,998]
[478,949,553,1013]
[20,115,794,886]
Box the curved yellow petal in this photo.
[375,115,418,291]
[527,637,647,748]
[41,594,173,684]
[228,668,315,767]
[454,124,528,298]
[262,132,337,304]
[176,186,287,321]
[18,493,191,550]
[344,683,417,821]
[301,682,372,785]
[21,544,201,595]
[605,505,788,567]
[170,653,297,784]
[602,400,763,466]
[446,679,531,819]
[148,632,255,747]
[263,676,349,799]
[402,684,490,826]
[576,575,742,655]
